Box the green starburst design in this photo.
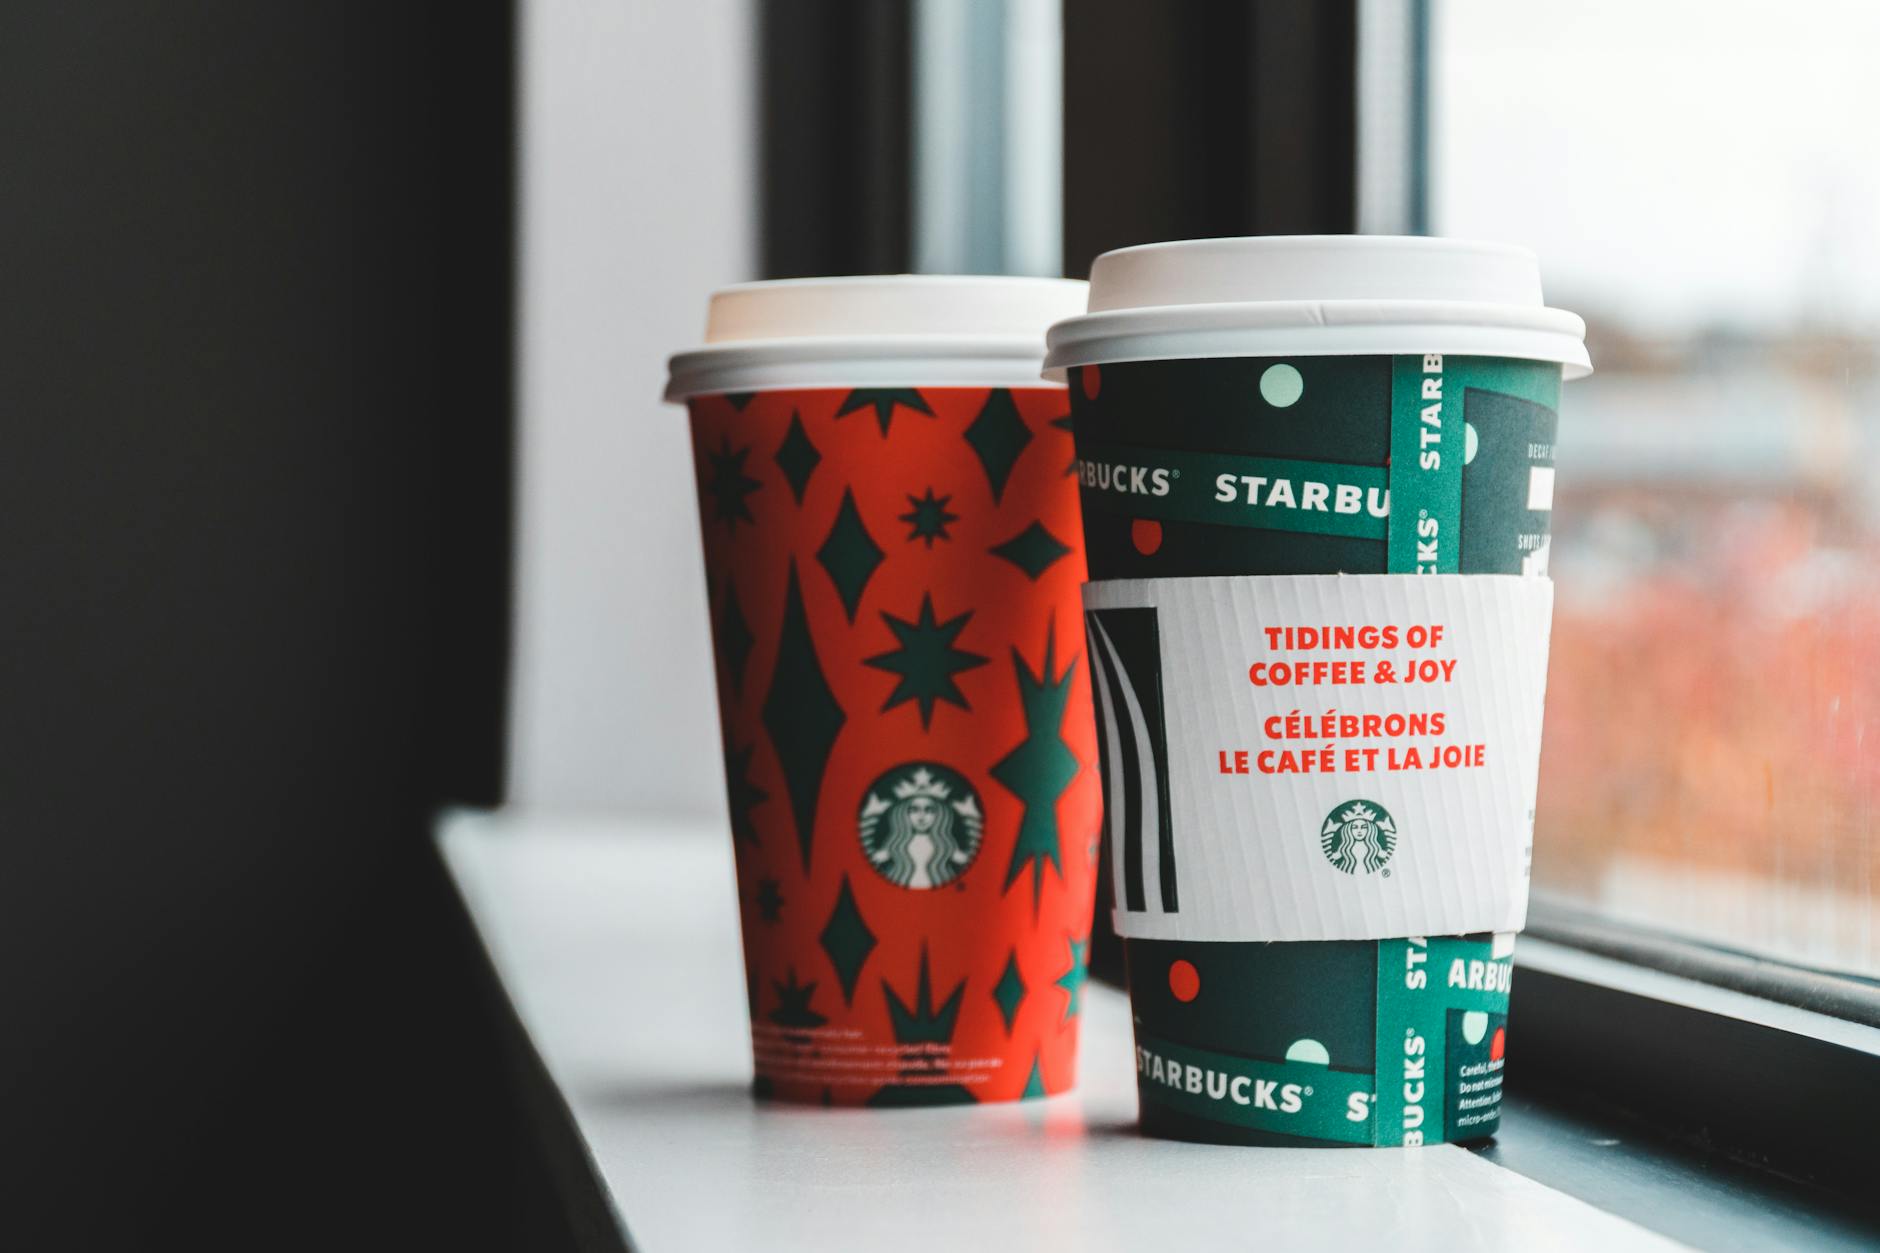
[703,434,761,527]
[864,594,988,728]
[963,389,1033,502]
[991,950,1027,1035]
[1022,1054,1047,1099]
[883,946,966,1045]
[815,488,885,621]
[769,967,827,1029]
[818,876,877,1005]
[1053,936,1088,1023]
[715,579,755,696]
[869,948,977,1106]
[722,736,767,847]
[836,388,934,437]
[990,520,1071,581]
[773,410,821,504]
[755,878,784,923]
[991,626,1081,908]
[898,487,958,547]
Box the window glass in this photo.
[1434,0,1880,976]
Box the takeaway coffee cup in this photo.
[665,277,1102,1105]
[1045,237,1590,1145]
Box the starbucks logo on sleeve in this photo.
[1320,800,1398,875]
[858,763,984,889]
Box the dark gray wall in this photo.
[1,4,559,1246]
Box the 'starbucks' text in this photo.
[1135,1045,1304,1112]
[1213,474,1389,518]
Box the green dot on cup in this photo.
[1258,363,1304,408]
[1283,1037,1331,1065]
[1462,1011,1489,1045]
[1465,422,1479,465]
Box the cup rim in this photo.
[665,334,1071,402]
[1049,235,1589,379]
[1043,298,1592,380]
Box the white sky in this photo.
[1432,0,1880,335]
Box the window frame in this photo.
[1513,909,1880,1198]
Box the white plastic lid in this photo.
[665,274,1089,401]
[1044,236,1590,379]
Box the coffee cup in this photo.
[1045,237,1589,1144]
[666,276,1103,1105]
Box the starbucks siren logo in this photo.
[858,762,985,890]
[1320,800,1398,875]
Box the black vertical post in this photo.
[760,0,915,278]
[1062,0,1358,277]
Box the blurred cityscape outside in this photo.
[1437,0,1880,976]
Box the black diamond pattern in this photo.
[815,488,885,622]
[991,950,1026,1035]
[773,410,821,504]
[818,876,877,1005]
[761,562,847,871]
[990,521,1072,581]
[963,390,1034,503]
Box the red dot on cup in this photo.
[1489,1027,1506,1061]
[1082,364,1102,400]
[1131,518,1163,555]
[1168,959,1200,1002]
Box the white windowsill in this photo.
[438,811,1684,1253]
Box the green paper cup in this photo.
[1046,237,1589,1146]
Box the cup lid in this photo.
[665,274,1089,401]
[1044,236,1590,379]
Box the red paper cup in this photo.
[666,277,1103,1105]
